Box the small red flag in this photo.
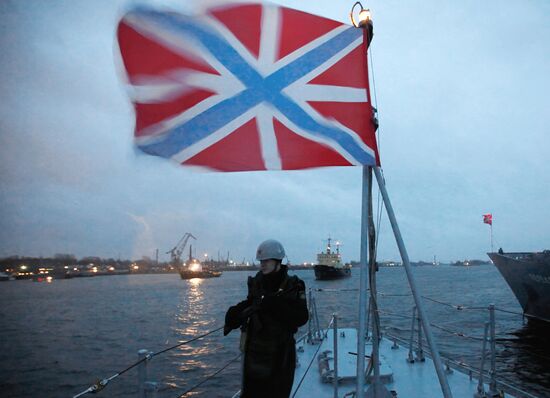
[483,214,492,225]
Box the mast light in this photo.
[350,2,373,28]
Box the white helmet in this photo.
[256,239,286,261]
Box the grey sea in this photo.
[1,266,549,398]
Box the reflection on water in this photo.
[500,322,550,393]
[168,277,236,395]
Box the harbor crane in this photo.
[166,233,196,267]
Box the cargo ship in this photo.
[314,238,351,280]
[488,250,550,321]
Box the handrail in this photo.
[377,309,414,319]
[423,296,550,324]
[493,307,550,323]
[428,323,485,341]
[421,295,486,311]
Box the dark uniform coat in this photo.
[224,265,308,398]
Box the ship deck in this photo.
[292,328,514,398]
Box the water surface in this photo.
[0,266,548,397]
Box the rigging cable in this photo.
[152,325,224,357]
[176,353,242,397]
[291,317,334,398]
[72,325,224,398]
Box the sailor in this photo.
[224,239,309,398]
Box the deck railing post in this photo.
[307,289,313,343]
[314,296,322,340]
[333,313,339,398]
[407,306,416,363]
[138,349,148,398]
[416,312,425,361]
[475,322,490,397]
[144,381,158,398]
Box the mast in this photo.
[354,6,378,396]
[353,4,452,397]
[364,167,391,397]
[355,6,391,397]
[357,167,370,397]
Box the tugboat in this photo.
[179,247,222,280]
[488,249,550,321]
[314,238,351,280]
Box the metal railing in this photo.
[311,287,544,398]
[381,298,542,398]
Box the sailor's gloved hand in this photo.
[240,305,257,320]
[224,300,255,336]
[224,304,244,335]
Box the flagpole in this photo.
[373,167,453,398]
[353,7,385,397]
[490,224,494,253]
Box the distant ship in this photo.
[314,238,351,280]
[179,258,222,280]
[488,250,550,321]
[450,259,488,266]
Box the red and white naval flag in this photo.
[117,2,379,172]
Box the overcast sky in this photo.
[1,0,548,264]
